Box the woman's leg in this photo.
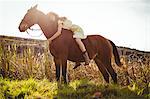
[75,38,90,65]
[75,38,86,52]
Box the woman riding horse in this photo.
[48,17,90,67]
[19,5,122,84]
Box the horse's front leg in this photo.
[61,58,68,84]
[54,57,61,81]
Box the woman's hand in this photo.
[48,38,52,44]
[48,20,63,45]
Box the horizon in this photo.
[0,0,150,51]
[1,34,150,53]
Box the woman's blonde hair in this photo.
[59,17,67,21]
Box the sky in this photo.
[0,0,150,51]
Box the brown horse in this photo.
[19,5,122,83]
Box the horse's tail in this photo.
[108,40,122,67]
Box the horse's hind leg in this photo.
[54,57,61,81]
[94,57,110,83]
[103,59,117,84]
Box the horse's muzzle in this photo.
[19,24,28,32]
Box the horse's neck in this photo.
[37,11,57,39]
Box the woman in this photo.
[48,17,90,66]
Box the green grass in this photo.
[0,77,148,99]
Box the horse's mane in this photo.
[46,12,71,33]
[46,12,59,22]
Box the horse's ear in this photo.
[32,4,38,9]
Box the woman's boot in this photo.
[82,51,90,65]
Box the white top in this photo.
[63,19,72,29]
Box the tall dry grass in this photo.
[0,36,149,87]
[0,36,52,80]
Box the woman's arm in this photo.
[48,23,63,42]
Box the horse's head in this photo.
[19,5,39,32]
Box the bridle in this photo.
[22,11,43,37]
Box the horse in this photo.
[19,5,122,84]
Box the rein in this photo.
[29,26,41,31]
[26,27,43,37]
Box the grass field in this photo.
[0,77,149,99]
